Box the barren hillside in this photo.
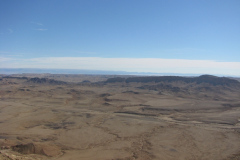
[0,75,240,160]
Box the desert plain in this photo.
[0,74,240,160]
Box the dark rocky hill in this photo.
[105,75,240,86]
[27,77,66,85]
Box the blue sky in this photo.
[0,0,240,76]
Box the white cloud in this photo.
[0,51,23,57]
[31,22,43,26]
[0,57,240,76]
[0,51,10,54]
[8,29,13,33]
[0,57,12,62]
[31,22,47,31]
[35,29,48,31]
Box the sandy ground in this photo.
[0,75,240,160]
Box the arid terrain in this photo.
[0,74,240,160]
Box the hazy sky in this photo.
[0,0,240,76]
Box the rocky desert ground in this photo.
[0,74,240,160]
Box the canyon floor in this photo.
[0,74,240,160]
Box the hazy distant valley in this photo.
[0,74,240,160]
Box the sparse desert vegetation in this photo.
[0,74,240,160]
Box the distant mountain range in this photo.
[0,68,238,77]
[105,75,240,86]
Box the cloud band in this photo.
[0,57,240,76]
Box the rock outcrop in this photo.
[105,75,240,86]
[27,77,66,85]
